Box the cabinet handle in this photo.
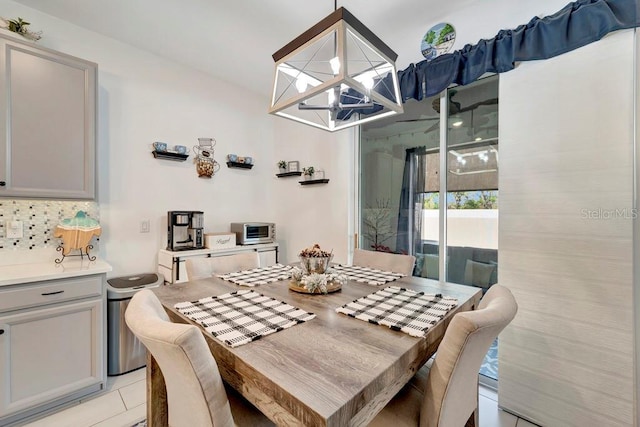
[0,181,5,187]
[41,290,64,296]
[0,329,4,335]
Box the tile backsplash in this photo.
[0,199,100,251]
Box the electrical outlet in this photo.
[140,219,150,233]
[6,220,23,239]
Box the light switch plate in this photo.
[6,220,23,239]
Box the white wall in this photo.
[499,30,634,426]
[422,210,498,249]
[0,0,348,276]
[270,119,353,265]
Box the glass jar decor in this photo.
[193,138,220,178]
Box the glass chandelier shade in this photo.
[269,7,403,132]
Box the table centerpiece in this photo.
[289,244,347,294]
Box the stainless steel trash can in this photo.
[107,273,162,376]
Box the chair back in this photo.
[185,257,214,280]
[421,284,517,427]
[353,248,416,276]
[185,252,261,280]
[124,289,235,427]
[211,251,260,274]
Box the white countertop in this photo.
[0,259,112,287]
[159,242,278,257]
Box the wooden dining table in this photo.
[148,272,482,427]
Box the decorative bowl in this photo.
[298,254,333,275]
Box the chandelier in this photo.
[269,7,403,132]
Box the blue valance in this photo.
[341,0,637,120]
[399,0,639,101]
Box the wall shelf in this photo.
[299,178,330,185]
[227,161,253,169]
[152,151,189,162]
[276,171,303,178]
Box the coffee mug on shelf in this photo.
[244,156,253,165]
[228,154,238,162]
[174,145,188,155]
[153,141,167,153]
[153,141,167,152]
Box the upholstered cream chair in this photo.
[353,248,416,276]
[125,289,273,427]
[185,252,260,280]
[369,284,518,427]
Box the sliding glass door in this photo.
[445,78,499,385]
[359,75,499,383]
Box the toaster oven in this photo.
[230,222,275,245]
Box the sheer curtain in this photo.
[395,147,426,255]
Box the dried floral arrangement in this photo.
[0,17,42,41]
[291,244,347,294]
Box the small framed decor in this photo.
[288,161,300,172]
[421,23,456,61]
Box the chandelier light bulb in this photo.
[295,77,308,93]
[362,75,374,90]
[327,88,336,105]
[329,57,341,75]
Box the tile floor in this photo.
[20,369,538,427]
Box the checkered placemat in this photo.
[175,290,315,347]
[331,264,405,286]
[335,286,457,338]
[217,263,293,287]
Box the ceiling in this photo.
[13,0,478,98]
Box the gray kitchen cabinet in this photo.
[0,274,106,426]
[0,33,97,199]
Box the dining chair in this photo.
[185,251,260,280]
[369,284,518,427]
[353,248,416,276]
[124,289,274,427]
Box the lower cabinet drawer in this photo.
[0,275,103,313]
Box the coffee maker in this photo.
[167,211,204,251]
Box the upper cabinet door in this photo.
[0,35,97,199]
